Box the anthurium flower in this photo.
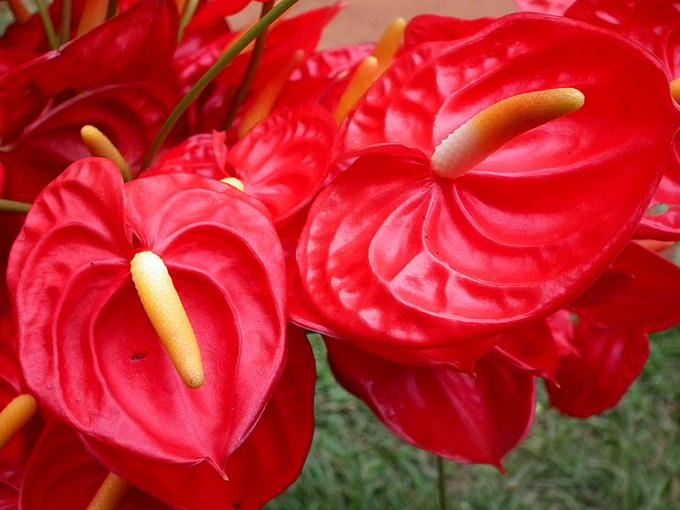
[546,242,680,417]
[515,0,573,14]
[148,102,336,225]
[0,0,178,140]
[7,158,287,475]
[81,326,315,510]
[297,14,678,349]
[326,338,535,468]
[561,0,680,239]
[20,423,169,510]
[403,15,494,50]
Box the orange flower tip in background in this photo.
[238,49,305,138]
[373,17,407,75]
[8,0,32,23]
[81,125,132,182]
[0,394,37,449]
[671,77,680,104]
[174,0,188,16]
[221,176,246,192]
[77,0,109,37]
[431,87,585,179]
[130,251,206,389]
[334,56,380,125]
[86,472,129,510]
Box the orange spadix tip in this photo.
[130,251,205,389]
[334,56,380,125]
[670,77,680,104]
[238,49,305,138]
[221,177,246,192]
[0,394,37,449]
[8,0,32,23]
[77,0,109,37]
[81,125,132,182]
[86,473,129,510]
[431,87,585,179]
[373,17,406,73]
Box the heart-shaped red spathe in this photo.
[2,83,176,203]
[148,102,337,225]
[515,0,574,14]
[0,0,178,141]
[546,313,650,419]
[403,15,495,50]
[326,339,536,468]
[8,159,287,471]
[562,0,680,239]
[299,14,678,348]
[571,242,680,334]
[20,423,169,510]
[83,326,316,510]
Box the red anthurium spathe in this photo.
[83,327,316,510]
[298,14,678,349]
[546,242,680,418]
[148,102,337,225]
[403,15,495,50]
[561,0,680,239]
[515,0,574,14]
[7,159,287,474]
[326,339,536,468]
[20,423,169,510]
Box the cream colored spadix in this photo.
[86,473,129,510]
[221,177,246,192]
[431,88,585,179]
[81,125,132,182]
[0,394,37,449]
[130,251,205,389]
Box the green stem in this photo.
[59,0,72,45]
[223,0,274,130]
[0,199,31,214]
[177,0,200,42]
[35,0,59,50]
[437,457,448,510]
[141,0,301,170]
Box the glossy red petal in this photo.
[83,327,316,510]
[9,159,286,470]
[546,316,649,418]
[492,321,560,380]
[301,14,677,347]
[0,0,178,139]
[3,83,176,202]
[404,15,495,49]
[227,103,336,223]
[149,131,228,180]
[20,424,169,510]
[572,242,680,333]
[516,0,574,14]
[327,340,536,467]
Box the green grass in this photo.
[269,329,680,510]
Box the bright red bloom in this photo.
[148,102,337,225]
[547,242,680,417]
[20,424,169,510]
[326,339,536,468]
[296,14,678,350]
[82,327,316,510]
[8,159,286,474]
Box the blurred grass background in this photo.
[269,330,680,510]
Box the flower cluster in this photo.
[0,0,678,508]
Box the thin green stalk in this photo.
[0,199,31,214]
[59,0,72,45]
[223,0,274,130]
[141,0,301,170]
[437,457,448,510]
[177,0,200,42]
[35,0,59,50]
